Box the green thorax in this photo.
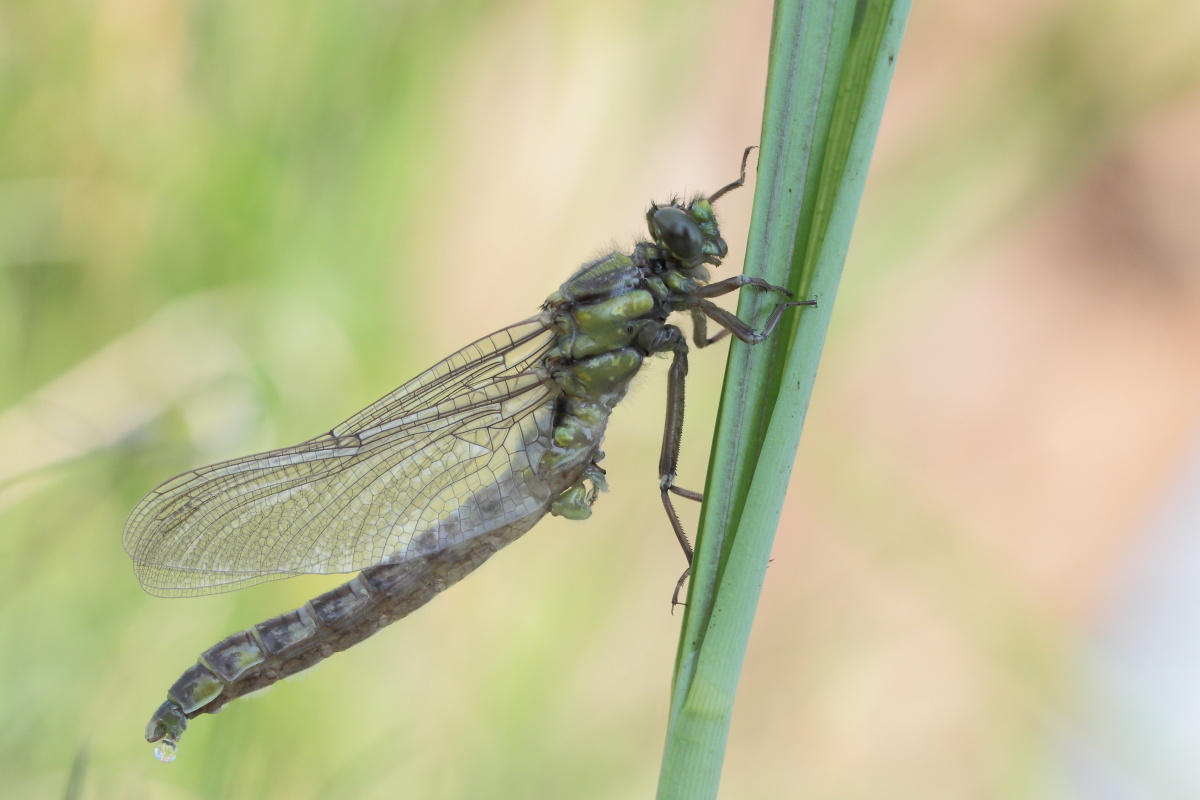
[536,195,729,519]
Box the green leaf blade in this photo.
[657,1,912,797]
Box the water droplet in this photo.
[154,738,178,763]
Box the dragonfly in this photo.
[124,147,813,762]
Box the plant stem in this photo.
[656,1,911,797]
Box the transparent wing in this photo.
[124,317,560,597]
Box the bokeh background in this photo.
[3,0,1200,797]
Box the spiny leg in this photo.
[696,297,817,345]
[650,325,709,608]
[696,274,792,300]
[689,277,794,348]
[659,332,695,560]
[669,485,703,502]
[689,309,728,349]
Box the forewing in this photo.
[123,317,560,597]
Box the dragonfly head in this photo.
[646,197,728,270]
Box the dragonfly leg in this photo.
[669,485,703,502]
[695,297,817,345]
[671,567,691,610]
[689,309,729,349]
[659,332,697,610]
[655,325,703,610]
[695,274,792,300]
[689,278,797,348]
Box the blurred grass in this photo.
[0,2,755,798]
[3,0,1200,798]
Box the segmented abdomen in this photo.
[149,508,547,741]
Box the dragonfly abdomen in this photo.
[145,504,555,758]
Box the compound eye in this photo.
[651,207,703,264]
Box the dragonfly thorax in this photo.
[538,201,725,521]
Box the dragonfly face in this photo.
[126,147,811,761]
[650,206,705,265]
[645,197,728,268]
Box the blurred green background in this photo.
[4,0,1200,798]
